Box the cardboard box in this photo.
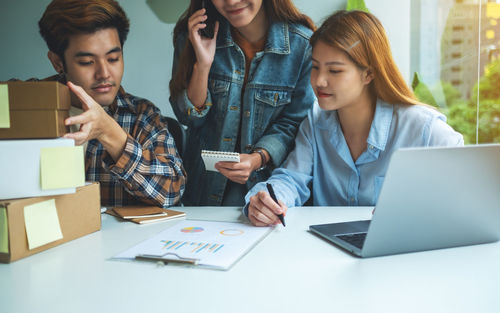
[0,138,78,200]
[0,81,71,139]
[0,182,101,263]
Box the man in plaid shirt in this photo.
[36,0,186,207]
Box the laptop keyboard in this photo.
[337,233,367,249]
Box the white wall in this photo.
[0,0,178,116]
[0,0,410,117]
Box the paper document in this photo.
[114,220,272,270]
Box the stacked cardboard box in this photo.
[0,183,101,263]
[0,81,71,139]
[0,81,101,263]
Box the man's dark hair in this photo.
[39,0,130,60]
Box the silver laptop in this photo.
[309,144,500,258]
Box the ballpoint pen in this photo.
[266,183,286,227]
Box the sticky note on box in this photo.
[0,139,77,200]
[23,199,63,250]
[40,146,85,190]
[0,81,70,138]
[0,207,8,253]
[0,85,9,128]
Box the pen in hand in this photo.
[266,183,286,227]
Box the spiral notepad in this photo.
[201,150,240,172]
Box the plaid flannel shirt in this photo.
[14,76,186,207]
[85,87,186,207]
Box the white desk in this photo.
[1,206,499,313]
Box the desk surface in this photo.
[1,206,499,313]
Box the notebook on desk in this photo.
[310,144,500,258]
[106,206,185,224]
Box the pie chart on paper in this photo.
[220,229,244,236]
[180,226,204,233]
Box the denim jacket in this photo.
[170,20,315,206]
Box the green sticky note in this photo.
[0,84,10,128]
[24,199,63,250]
[40,146,85,190]
[0,207,8,254]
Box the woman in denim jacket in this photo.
[169,0,316,206]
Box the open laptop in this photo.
[309,144,500,258]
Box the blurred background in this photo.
[1,0,498,144]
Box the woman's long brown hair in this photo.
[169,0,315,99]
[310,10,421,106]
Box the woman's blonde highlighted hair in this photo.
[310,10,421,106]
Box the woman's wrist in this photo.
[193,61,212,74]
[188,62,211,109]
[247,153,260,171]
[252,148,268,171]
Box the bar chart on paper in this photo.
[160,240,225,254]
[114,220,273,270]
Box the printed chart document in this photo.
[114,220,272,270]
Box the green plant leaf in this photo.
[412,72,438,107]
[346,0,370,12]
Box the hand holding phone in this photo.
[186,0,219,69]
[198,0,217,38]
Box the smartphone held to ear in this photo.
[198,0,217,38]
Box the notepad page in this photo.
[201,150,240,171]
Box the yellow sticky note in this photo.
[0,85,10,128]
[40,146,85,190]
[24,199,63,250]
[0,207,8,253]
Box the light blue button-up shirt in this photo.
[245,99,464,209]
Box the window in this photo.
[411,0,500,144]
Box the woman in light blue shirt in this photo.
[245,10,464,226]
